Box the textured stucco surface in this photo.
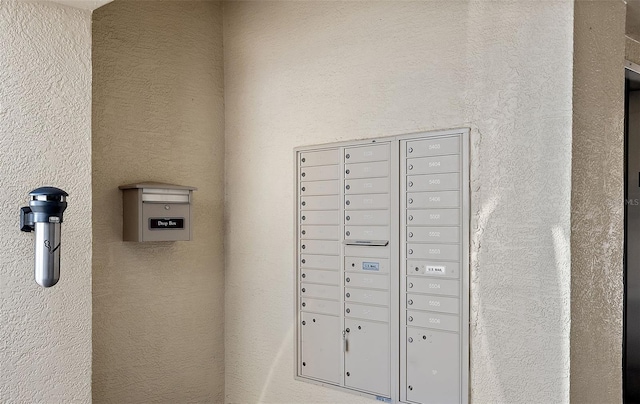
[571,2,625,403]
[92,1,225,403]
[0,1,92,402]
[223,2,573,403]
[627,36,640,65]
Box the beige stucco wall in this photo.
[223,1,573,402]
[0,1,93,402]
[571,2,625,403]
[92,1,225,402]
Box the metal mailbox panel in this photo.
[300,312,342,384]
[345,225,389,241]
[407,191,460,209]
[345,302,389,322]
[406,328,460,404]
[407,310,460,333]
[344,319,390,397]
[302,254,340,270]
[142,203,191,242]
[407,294,460,315]
[344,245,390,259]
[407,154,460,175]
[345,210,390,226]
[407,209,460,226]
[301,225,340,240]
[301,165,340,182]
[345,288,389,306]
[301,297,340,316]
[301,240,340,255]
[406,136,460,158]
[345,257,390,273]
[344,144,390,164]
[345,177,390,194]
[301,195,340,210]
[301,149,340,167]
[302,269,340,285]
[345,193,389,210]
[407,277,460,297]
[301,180,340,196]
[344,161,389,179]
[301,211,340,225]
[302,283,340,300]
[407,173,460,192]
[344,272,389,290]
[406,260,460,279]
[407,226,460,243]
[407,243,460,261]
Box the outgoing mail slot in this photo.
[301,297,340,316]
[345,193,389,210]
[407,191,460,209]
[344,272,389,290]
[407,310,460,332]
[300,149,340,167]
[120,182,196,242]
[407,154,460,175]
[344,161,389,179]
[345,257,390,273]
[407,226,460,243]
[407,293,459,315]
[301,180,340,196]
[301,195,340,210]
[345,302,389,322]
[345,144,390,163]
[301,269,340,285]
[406,260,460,279]
[301,240,340,255]
[407,277,460,297]
[345,210,390,226]
[406,136,460,158]
[345,288,389,306]
[407,244,460,261]
[301,211,340,225]
[345,226,389,241]
[344,245,390,259]
[407,209,460,226]
[406,173,460,192]
[301,225,340,240]
[301,283,340,300]
[345,177,390,194]
[301,165,340,182]
[301,254,340,270]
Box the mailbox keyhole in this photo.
[164,204,170,210]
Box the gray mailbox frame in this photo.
[119,182,197,242]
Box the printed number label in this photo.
[430,214,441,219]
[429,144,441,150]
[429,179,441,185]
[429,283,440,289]
[429,197,441,202]
[429,161,441,167]
[426,265,446,274]
[429,249,441,254]
[429,232,441,237]
[364,151,373,156]
[429,300,441,307]
[429,318,441,324]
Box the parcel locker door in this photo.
[300,312,341,384]
[406,327,460,404]
[344,319,390,397]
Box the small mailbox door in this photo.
[142,202,190,242]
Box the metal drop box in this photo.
[119,182,197,242]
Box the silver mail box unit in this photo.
[119,182,197,242]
